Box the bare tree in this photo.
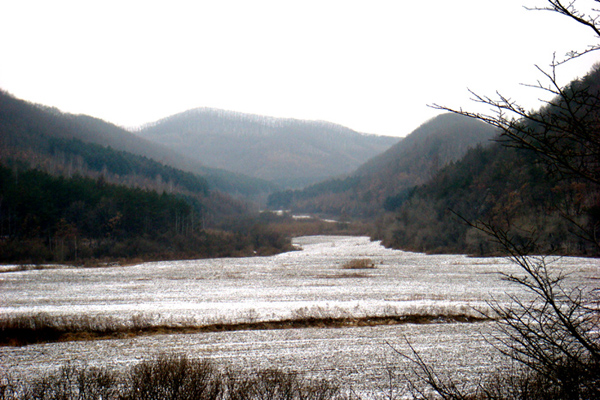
[400,1,600,398]
[529,0,600,64]
[433,1,600,184]
[432,0,600,252]
[398,223,600,398]
[476,219,599,399]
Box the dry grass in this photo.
[336,272,373,278]
[0,312,157,346]
[341,258,376,269]
[2,353,346,400]
[0,307,493,347]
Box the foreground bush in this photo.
[5,354,345,400]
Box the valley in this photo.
[1,3,600,396]
[3,236,597,395]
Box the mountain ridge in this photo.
[139,107,384,137]
[377,66,600,256]
[0,90,277,198]
[267,113,498,217]
[137,107,399,188]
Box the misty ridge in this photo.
[267,113,498,218]
[3,57,600,261]
[136,107,399,188]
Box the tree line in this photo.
[0,164,291,264]
[376,63,600,257]
[46,137,210,195]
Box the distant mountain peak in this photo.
[137,107,398,188]
[267,112,498,216]
[142,107,373,137]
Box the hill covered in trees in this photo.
[376,66,600,256]
[0,91,277,199]
[267,113,497,217]
[137,108,398,188]
[0,165,291,264]
[0,91,293,264]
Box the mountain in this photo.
[377,139,598,255]
[0,90,277,198]
[0,91,294,264]
[378,67,600,256]
[355,113,498,178]
[136,108,399,188]
[267,113,498,217]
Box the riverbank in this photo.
[1,311,492,347]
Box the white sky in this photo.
[0,0,598,137]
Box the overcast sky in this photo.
[0,0,598,137]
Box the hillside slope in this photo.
[356,113,498,178]
[379,67,600,256]
[0,91,293,263]
[267,113,497,217]
[137,108,398,188]
[378,140,599,255]
[0,91,276,197]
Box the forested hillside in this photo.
[0,165,291,264]
[0,91,293,264]
[267,113,497,217]
[137,108,398,188]
[0,91,277,198]
[378,66,600,256]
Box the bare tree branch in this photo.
[402,2,600,397]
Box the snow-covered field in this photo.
[1,236,598,393]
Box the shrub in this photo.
[121,354,222,400]
[20,364,120,400]
[341,258,375,269]
[226,369,341,400]
[6,354,347,400]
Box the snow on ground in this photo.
[1,236,598,392]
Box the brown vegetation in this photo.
[0,310,491,347]
[341,259,376,269]
[0,353,344,400]
[258,211,371,238]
